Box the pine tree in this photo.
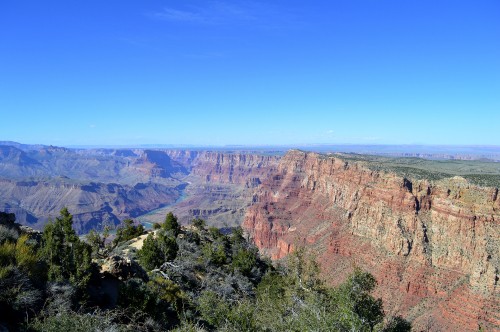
[163,212,180,237]
[41,208,92,289]
[138,234,163,270]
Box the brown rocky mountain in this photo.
[243,150,500,331]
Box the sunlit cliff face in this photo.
[243,150,500,332]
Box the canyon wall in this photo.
[164,151,281,227]
[0,178,183,233]
[243,150,500,331]
[0,144,282,232]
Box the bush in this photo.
[138,231,179,271]
[148,276,186,314]
[202,241,227,266]
[191,218,206,230]
[0,224,19,244]
[208,227,223,240]
[29,311,121,332]
[157,231,179,262]
[138,234,164,270]
[0,266,43,328]
[231,247,258,276]
[382,315,412,332]
[198,290,230,327]
[118,277,179,328]
[118,278,156,313]
[41,208,93,290]
[163,212,180,237]
[113,219,145,246]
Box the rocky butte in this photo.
[243,150,500,331]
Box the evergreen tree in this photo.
[138,234,163,270]
[163,212,180,237]
[41,208,92,289]
[157,231,179,262]
[113,218,144,246]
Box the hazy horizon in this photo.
[3,140,500,161]
[2,1,499,146]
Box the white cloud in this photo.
[151,8,208,23]
[147,1,302,30]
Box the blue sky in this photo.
[1,1,499,146]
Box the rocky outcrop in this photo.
[100,255,148,281]
[131,150,188,178]
[243,150,500,331]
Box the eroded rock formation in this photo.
[243,150,500,331]
[164,151,281,227]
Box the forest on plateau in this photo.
[0,209,411,332]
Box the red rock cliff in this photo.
[164,151,281,227]
[243,150,500,331]
[178,151,281,186]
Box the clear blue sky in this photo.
[1,1,499,146]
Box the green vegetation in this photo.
[337,153,500,187]
[113,218,145,246]
[41,208,93,290]
[0,209,412,331]
[163,212,181,236]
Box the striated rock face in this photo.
[186,151,281,185]
[243,150,500,331]
[131,150,188,178]
[161,151,281,227]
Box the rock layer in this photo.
[243,150,500,331]
[163,151,281,227]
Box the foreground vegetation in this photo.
[0,209,411,331]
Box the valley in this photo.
[1,142,499,331]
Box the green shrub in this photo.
[113,218,145,245]
[198,290,230,327]
[157,231,179,262]
[0,224,19,244]
[191,218,206,230]
[382,315,412,332]
[41,208,93,290]
[202,241,227,266]
[231,247,257,276]
[138,231,178,271]
[163,212,180,237]
[138,234,164,270]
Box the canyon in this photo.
[1,142,499,330]
[243,150,500,331]
[0,143,280,232]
